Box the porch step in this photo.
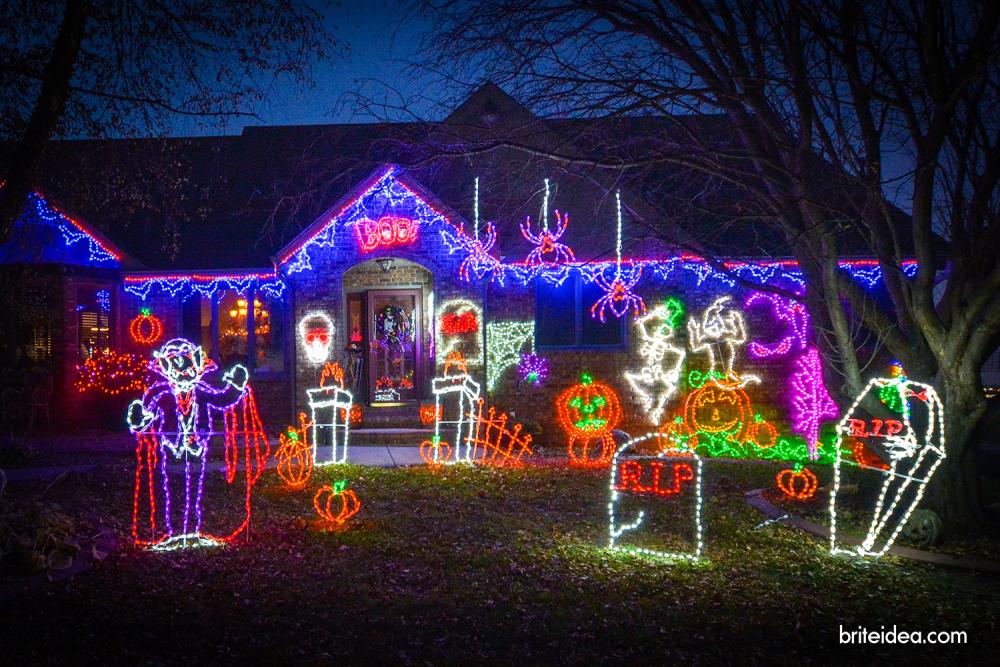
[359,403,425,429]
[351,427,434,446]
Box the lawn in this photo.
[1,459,997,664]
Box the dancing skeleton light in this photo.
[687,296,757,385]
[590,191,646,322]
[624,299,686,425]
[829,378,945,558]
[126,338,268,549]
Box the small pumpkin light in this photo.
[556,372,622,466]
[129,308,164,346]
[420,436,452,467]
[275,413,314,490]
[313,480,361,525]
[776,464,818,500]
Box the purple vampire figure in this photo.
[126,338,269,549]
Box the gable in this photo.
[0,191,123,269]
[277,165,465,274]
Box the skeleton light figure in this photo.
[688,296,758,385]
[126,338,268,549]
[624,299,686,425]
[829,378,946,558]
[299,311,334,364]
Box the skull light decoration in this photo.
[829,377,945,558]
[299,311,334,364]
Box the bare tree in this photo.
[0,0,336,243]
[400,0,1000,525]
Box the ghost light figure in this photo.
[608,433,704,561]
[688,296,758,385]
[126,338,269,549]
[624,300,686,425]
[299,311,334,364]
[829,378,946,558]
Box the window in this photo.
[536,276,625,348]
[77,287,112,359]
[196,292,286,373]
[181,296,213,358]
[218,293,250,367]
[254,294,284,373]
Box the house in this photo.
[0,84,914,445]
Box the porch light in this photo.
[377,257,395,273]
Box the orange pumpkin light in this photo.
[751,419,778,448]
[338,404,363,426]
[850,437,889,470]
[419,437,452,467]
[776,465,818,500]
[684,378,752,440]
[275,413,314,490]
[313,480,361,525]
[129,308,164,345]
[556,372,622,466]
[419,404,442,425]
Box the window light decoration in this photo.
[123,272,285,302]
[129,308,164,346]
[518,353,548,386]
[313,480,361,526]
[687,296,757,385]
[275,413,315,490]
[485,321,534,391]
[624,299,686,425]
[306,364,353,466]
[829,378,945,558]
[355,215,418,252]
[590,192,646,322]
[436,299,483,368]
[431,350,481,464]
[775,464,818,500]
[608,433,704,561]
[126,338,269,549]
[557,372,623,466]
[76,349,148,395]
[745,292,809,358]
[298,311,334,365]
[789,347,839,459]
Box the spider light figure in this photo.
[446,222,503,284]
[590,264,646,322]
[830,378,945,558]
[520,209,575,266]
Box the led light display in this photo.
[518,353,548,386]
[313,480,361,526]
[557,373,622,466]
[465,399,533,466]
[789,347,839,459]
[355,215,418,252]
[123,272,285,302]
[687,296,757,385]
[485,321,534,391]
[298,311,334,364]
[590,192,646,322]
[126,338,269,549]
[745,292,809,358]
[436,299,483,367]
[776,464,818,500]
[275,413,315,490]
[129,308,164,345]
[624,299,686,424]
[76,350,148,395]
[431,351,482,464]
[829,378,945,558]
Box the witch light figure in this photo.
[126,338,269,549]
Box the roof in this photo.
[3,82,907,272]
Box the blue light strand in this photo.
[123,275,287,302]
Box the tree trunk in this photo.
[923,374,987,528]
[0,0,89,243]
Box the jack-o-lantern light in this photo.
[683,377,752,445]
[275,413,314,490]
[556,372,622,466]
[313,480,361,525]
[776,464,818,500]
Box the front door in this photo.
[367,289,422,404]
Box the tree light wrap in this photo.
[829,378,946,558]
[608,433,704,561]
[306,364,353,466]
[687,296,757,385]
[298,311,334,364]
[126,338,269,549]
[557,372,623,466]
[624,299,686,425]
[485,321,534,391]
[431,351,482,464]
[789,347,839,459]
[129,308,164,345]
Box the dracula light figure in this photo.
[126,338,269,549]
